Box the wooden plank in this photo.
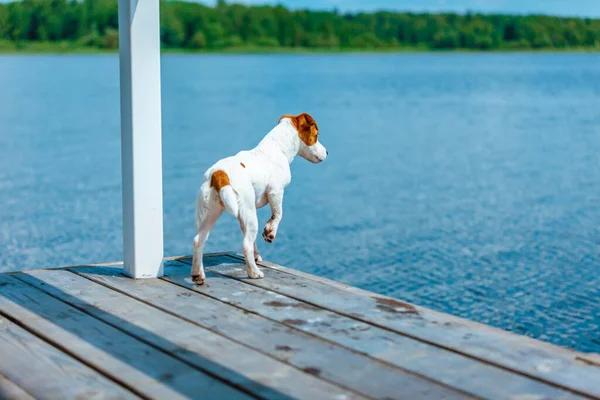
[186,256,600,399]
[0,314,137,400]
[15,270,366,400]
[162,261,588,400]
[239,254,600,367]
[0,373,35,400]
[0,275,250,400]
[70,264,470,400]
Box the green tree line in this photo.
[1,0,599,51]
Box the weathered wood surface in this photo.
[17,269,366,400]
[71,265,469,400]
[182,254,600,399]
[1,253,599,400]
[0,313,137,400]
[163,260,587,400]
[0,373,35,400]
[0,274,250,400]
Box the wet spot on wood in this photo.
[302,367,321,376]
[282,319,307,326]
[332,328,350,335]
[350,325,370,332]
[373,296,419,315]
[160,372,174,381]
[264,300,292,307]
[264,300,319,311]
[276,345,293,351]
[55,312,70,320]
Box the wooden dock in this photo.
[0,253,599,400]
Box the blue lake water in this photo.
[0,53,599,353]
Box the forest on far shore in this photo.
[1,0,599,52]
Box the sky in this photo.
[206,0,600,18]
[1,0,597,17]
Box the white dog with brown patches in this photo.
[191,113,327,285]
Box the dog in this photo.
[191,113,328,285]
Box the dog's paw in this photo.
[247,268,264,279]
[255,253,263,263]
[191,274,206,285]
[262,227,276,244]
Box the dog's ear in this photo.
[296,113,319,146]
[297,113,318,132]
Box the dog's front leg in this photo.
[263,189,283,244]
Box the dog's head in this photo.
[279,113,328,163]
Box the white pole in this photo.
[118,0,164,278]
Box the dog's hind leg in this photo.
[254,242,263,263]
[192,184,222,285]
[238,201,264,280]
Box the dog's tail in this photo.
[210,170,239,217]
[219,185,239,216]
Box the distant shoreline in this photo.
[3,0,599,57]
[1,42,598,55]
